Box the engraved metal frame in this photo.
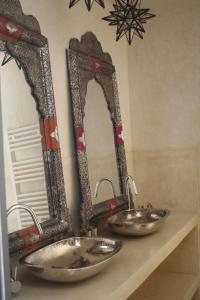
[0,0,72,255]
[68,32,128,233]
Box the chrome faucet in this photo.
[94,177,116,199]
[7,204,43,295]
[125,175,138,210]
[7,204,43,235]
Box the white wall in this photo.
[129,0,200,150]
[128,0,200,210]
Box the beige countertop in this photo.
[15,211,198,300]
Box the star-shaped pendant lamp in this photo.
[102,0,156,45]
[69,0,105,11]
[1,52,21,69]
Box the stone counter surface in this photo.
[15,211,198,300]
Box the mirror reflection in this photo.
[84,79,120,204]
[0,53,49,234]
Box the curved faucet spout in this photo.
[7,204,43,295]
[94,177,116,199]
[125,175,138,210]
[7,204,43,235]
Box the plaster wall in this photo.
[128,0,200,210]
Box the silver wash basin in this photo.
[20,237,122,282]
[108,208,170,236]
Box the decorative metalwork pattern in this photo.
[67,32,128,233]
[0,0,72,255]
[69,0,105,11]
[103,0,156,45]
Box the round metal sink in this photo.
[108,208,170,236]
[20,237,122,282]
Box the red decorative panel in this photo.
[105,198,117,217]
[88,56,105,73]
[113,126,124,145]
[75,127,86,151]
[18,225,43,249]
[0,16,22,42]
[40,118,60,150]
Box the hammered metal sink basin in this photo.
[20,237,122,282]
[108,208,170,236]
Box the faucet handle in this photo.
[138,204,144,209]
[11,278,22,295]
[147,202,153,209]
[10,265,21,295]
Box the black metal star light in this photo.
[69,0,105,11]
[1,51,21,69]
[102,0,156,45]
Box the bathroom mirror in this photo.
[84,79,121,204]
[0,0,72,254]
[68,32,128,232]
[1,52,50,234]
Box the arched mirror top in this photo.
[0,0,72,255]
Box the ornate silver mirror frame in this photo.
[67,32,128,233]
[0,0,72,255]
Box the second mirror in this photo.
[67,32,128,232]
[85,79,120,205]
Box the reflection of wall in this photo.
[0,57,38,128]
[17,0,131,231]
[128,0,200,211]
[0,53,48,232]
[0,54,37,232]
[84,80,120,203]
